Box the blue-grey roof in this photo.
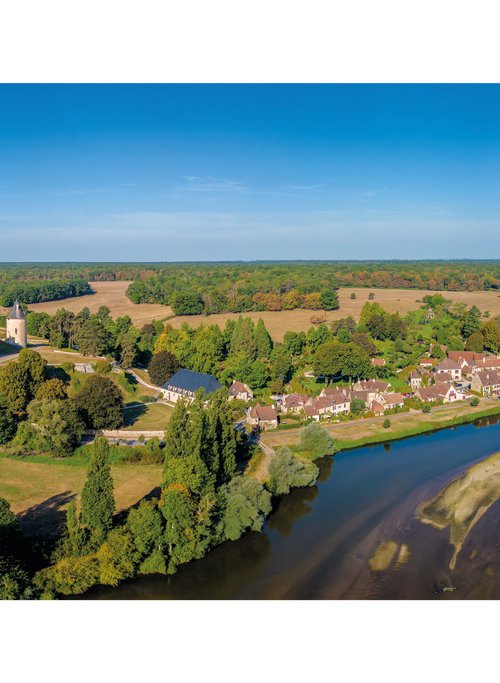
[162,368,222,394]
[7,300,25,320]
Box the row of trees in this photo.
[26,306,162,367]
[128,279,340,315]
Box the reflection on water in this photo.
[87,418,500,600]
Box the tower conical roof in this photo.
[7,300,26,320]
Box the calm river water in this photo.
[89,416,500,599]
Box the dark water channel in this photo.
[88,416,500,599]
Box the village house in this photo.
[369,400,385,416]
[381,392,405,410]
[370,357,386,367]
[161,368,222,403]
[447,350,486,364]
[418,357,434,368]
[434,358,462,381]
[228,380,254,402]
[353,379,389,404]
[350,389,373,407]
[416,381,459,403]
[354,379,390,393]
[246,403,278,430]
[434,371,454,383]
[467,357,500,375]
[409,369,423,390]
[281,393,309,414]
[303,395,337,421]
[471,370,500,397]
[320,387,351,414]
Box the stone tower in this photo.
[6,300,27,348]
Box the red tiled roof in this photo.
[230,380,252,396]
[475,370,500,387]
[249,404,277,421]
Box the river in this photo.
[88,416,500,599]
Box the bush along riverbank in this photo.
[16,393,332,599]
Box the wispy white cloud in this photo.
[1,207,499,261]
[48,183,136,197]
[173,176,248,194]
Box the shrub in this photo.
[93,360,111,374]
[422,404,431,414]
[383,418,391,428]
[267,447,319,495]
[470,396,480,407]
[298,422,337,457]
[350,292,356,300]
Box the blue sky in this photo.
[0,84,499,261]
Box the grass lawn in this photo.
[387,374,408,391]
[0,455,162,537]
[123,401,173,431]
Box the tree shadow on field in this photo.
[113,485,162,526]
[17,491,76,538]
[123,403,147,426]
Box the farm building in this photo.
[161,368,222,403]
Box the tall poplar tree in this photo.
[80,437,115,547]
[254,318,272,358]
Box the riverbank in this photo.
[261,398,500,452]
[417,451,500,570]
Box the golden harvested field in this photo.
[0,457,162,536]
[12,281,173,327]
[170,287,500,340]
[2,281,500,341]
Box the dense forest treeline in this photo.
[0,278,92,307]
[1,262,500,309]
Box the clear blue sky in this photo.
[1,84,499,261]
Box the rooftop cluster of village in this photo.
[157,347,500,432]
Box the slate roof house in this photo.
[161,369,222,403]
